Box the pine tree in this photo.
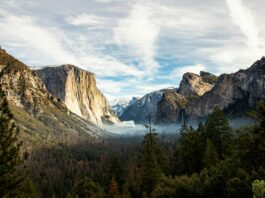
[174,126,203,175]
[0,90,25,197]
[72,177,104,198]
[237,100,265,170]
[204,106,232,160]
[202,138,218,168]
[141,124,163,195]
[109,177,121,198]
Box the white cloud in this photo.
[1,0,265,99]
[67,13,104,26]
[0,9,143,78]
[0,10,77,64]
[226,0,259,50]
[113,2,160,73]
[170,64,206,79]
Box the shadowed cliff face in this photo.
[120,90,166,124]
[36,65,119,126]
[155,58,265,124]
[155,72,216,124]
[155,90,187,124]
[186,57,265,118]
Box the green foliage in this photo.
[174,124,203,175]
[252,180,265,198]
[72,177,104,198]
[204,106,233,160]
[236,101,265,171]
[202,138,218,168]
[13,100,265,198]
[141,132,163,195]
[0,90,37,197]
[108,177,121,198]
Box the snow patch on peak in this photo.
[110,97,139,117]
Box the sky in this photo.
[0,0,264,100]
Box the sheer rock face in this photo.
[155,72,216,124]
[186,57,265,118]
[178,72,214,97]
[36,65,119,126]
[156,58,265,123]
[0,49,106,145]
[155,90,187,124]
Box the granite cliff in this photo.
[186,57,265,119]
[35,65,119,126]
[178,72,215,97]
[156,57,265,123]
[0,49,106,149]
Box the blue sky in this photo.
[0,0,264,99]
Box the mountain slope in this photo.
[110,97,139,117]
[35,65,119,126]
[0,49,106,148]
[155,90,187,124]
[120,90,172,123]
[186,57,265,119]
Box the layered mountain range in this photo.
[119,58,265,124]
[1,47,264,141]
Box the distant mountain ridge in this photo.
[186,57,265,119]
[110,97,139,117]
[120,89,176,124]
[119,58,265,124]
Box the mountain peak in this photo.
[179,72,214,97]
[0,48,28,72]
[249,56,265,71]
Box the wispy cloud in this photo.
[0,8,142,78]
[170,64,206,79]
[113,2,160,74]
[67,13,104,26]
[0,0,264,99]
[226,0,259,50]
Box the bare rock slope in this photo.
[0,49,106,149]
[36,65,119,126]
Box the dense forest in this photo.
[1,89,265,197]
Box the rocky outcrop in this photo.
[178,72,214,97]
[155,72,216,124]
[200,71,218,85]
[0,49,106,148]
[157,57,265,124]
[186,57,265,118]
[155,58,265,124]
[0,49,54,112]
[155,90,187,124]
[36,65,119,126]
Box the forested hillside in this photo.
[10,101,264,197]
